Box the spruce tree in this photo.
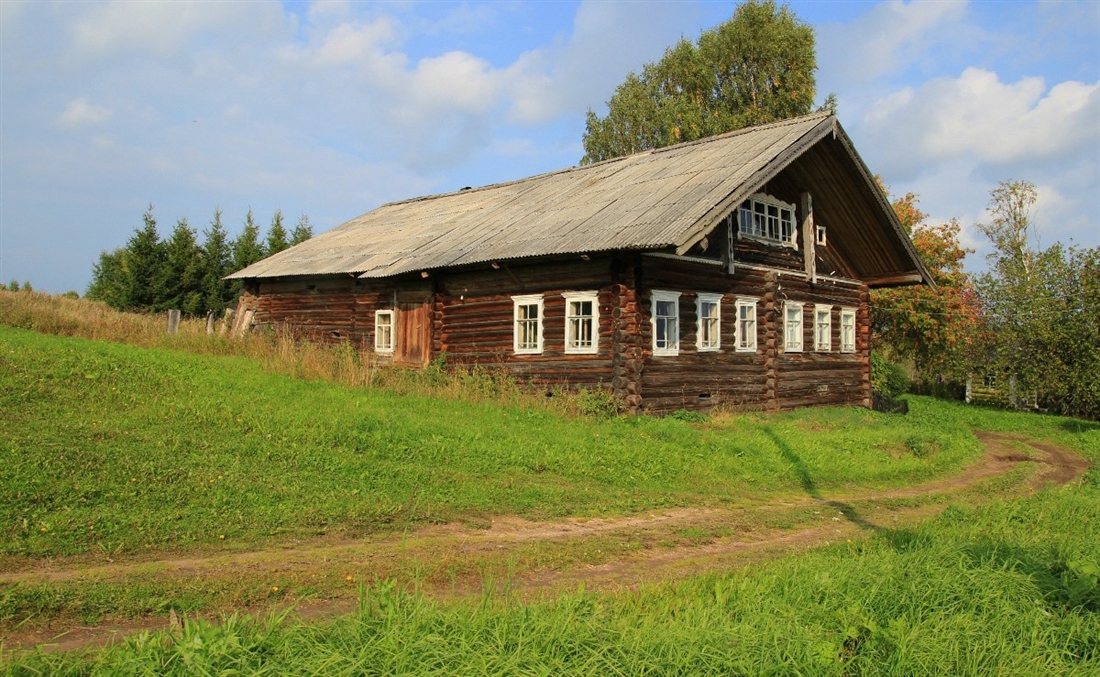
[200,208,233,316]
[290,214,314,245]
[123,206,167,311]
[86,248,128,309]
[230,208,265,297]
[161,217,204,314]
[266,209,290,256]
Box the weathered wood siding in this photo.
[636,257,869,414]
[435,257,616,390]
[772,276,870,410]
[637,257,770,414]
[239,252,871,414]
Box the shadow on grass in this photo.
[1059,418,1100,435]
[762,426,884,535]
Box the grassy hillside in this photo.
[2,300,1099,673]
[1,325,985,561]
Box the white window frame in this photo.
[814,304,832,352]
[737,193,797,248]
[696,293,722,352]
[783,301,804,352]
[374,309,394,354]
[736,298,758,352]
[512,294,544,355]
[563,291,599,355]
[840,308,856,353]
[651,290,681,356]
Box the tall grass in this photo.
[0,290,585,414]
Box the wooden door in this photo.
[395,302,431,365]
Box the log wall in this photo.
[238,252,871,414]
[435,257,617,391]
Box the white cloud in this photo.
[57,98,113,128]
[864,68,1100,176]
[69,1,281,58]
[818,0,968,87]
[308,18,401,68]
[505,0,702,124]
[411,51,500,114]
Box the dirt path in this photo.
[1,432,1089,655]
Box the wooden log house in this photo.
[228,113,932,414]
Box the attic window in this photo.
[738,194,796,247]
[816,224,827,246]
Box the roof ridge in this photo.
[381,112,834,208]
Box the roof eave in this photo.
[673,114,836,257]
[830,122,936,289]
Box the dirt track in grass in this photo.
[1,432,1089,655]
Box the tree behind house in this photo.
[123,207,168,310]
[230,209,265,298]
[290,214,314,245]
[200,209,234,316]
[871,191,981,390]
[86,206,309,316]
[581,0,819,163]
[975,180,1100,420]
[160,217,205,315]
[266,209,290,255]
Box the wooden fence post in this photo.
[167,309,181,334]
[219,308,234,336]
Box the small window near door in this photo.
[375,310,394,353]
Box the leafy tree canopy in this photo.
[872,190,981,383]
[975,180,1100,419]
[582,0,819,164]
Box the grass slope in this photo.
[1,326,980,560]
[2,323,1099,674]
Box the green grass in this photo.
[3,322,1099,673]
[1,326,981,561]
[7,480,1099,674]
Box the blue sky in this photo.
[2,0,1097,294]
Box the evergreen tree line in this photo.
[86,206,313,316]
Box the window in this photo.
[512,295,543,354]
[651,291,681,356]
[736,298,757,352]
[738,193,796,246]
[375,310,394,353]
[814,305,832,352]
[816,224,827,246]
[564,292,599,354]
[783,301,804,352]
[697,293,722,351]
[840,308,856,353]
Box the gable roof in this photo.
[229,113,931,288]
